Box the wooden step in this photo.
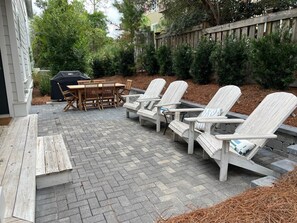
[36,134,73,189]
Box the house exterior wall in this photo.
[0,0,33,117]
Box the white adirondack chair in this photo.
[137,81,188,132]
[191,92,297,181]
[123,78,166,118]
[169,85,241,154]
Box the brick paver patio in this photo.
[31,103,284,223]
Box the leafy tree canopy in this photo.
[32,0,110,74]
[114,0,154,42]
[160,0,297,33]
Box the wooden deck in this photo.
[0,115,37,223]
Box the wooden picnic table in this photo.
[67,83,125,110]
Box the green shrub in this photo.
[143,44,159,75]
[92,58,105,78]
[250,30,297,89]
[118,46,135,76]
[157,45,173,75]
[173,44,193,79]
[32,69,41,88]
[211,36,249,86]
[39,73,51,96]
[92,56,115,78]
[191,38,216,84]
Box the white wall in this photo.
[0,0,33,117]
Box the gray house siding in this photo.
[0,0,33,117]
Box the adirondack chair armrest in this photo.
[168,108,204,113]
[137,97,160,102]
[215,133,277,141]
[167,108,205,121]
[184,116,229,123]
[155,102,181,107]
[121,94,143,98]
[122,94,143,103]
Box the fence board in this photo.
[249,25,256,39]
[257,24,265,38]
[292,18,297,42]
[155,8,297,48]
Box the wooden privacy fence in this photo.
[155,8,297,49]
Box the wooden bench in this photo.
[36,134,73,189]
[0,114,37,223]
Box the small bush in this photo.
[211,36,249,86]
[191,38,216,84]
[32,69,41,88]
[92,56,116,78]
[157,45,173,75]
[143,44,159,75]
[250,30,297,90]
[39,73,51,96]
[118,47,135,76]
[92,58,105,78]
[173,44,193,79]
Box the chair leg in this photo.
[219,141,229,182]
[172,133,178,142]
[188,122,195,154]
[126,110,129,118]
[139,116,143,125]
[156,116,161,132]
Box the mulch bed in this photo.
[157,167,297,223]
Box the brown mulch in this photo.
[157,167,297,223]
[31,73,297,127]
[0,117,12,125]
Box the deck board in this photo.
[0,115,37,223]
[13,115,37,222]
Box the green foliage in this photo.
[32,69,41,88]
[160,0,296,33]
[211,36,249,86]
[92,55,116,78]
[92,58,105,78]
[32,0,110,75]
[250,30,297,90]
[143,44,159,75]
[191,38,216,84]
[118,46,135,76]
[39,73,51,96]
[173,44,192,79]
[114,0,146,42]
[87,12,111,54]
[156,45,173,75]
[87,11,107,31]
[32,0,91,75]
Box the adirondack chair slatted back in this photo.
[235,92,297,159]
[205,85,241,116]
[142,78,166,109]
[144,78,166,97]
[153,81,188,112]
